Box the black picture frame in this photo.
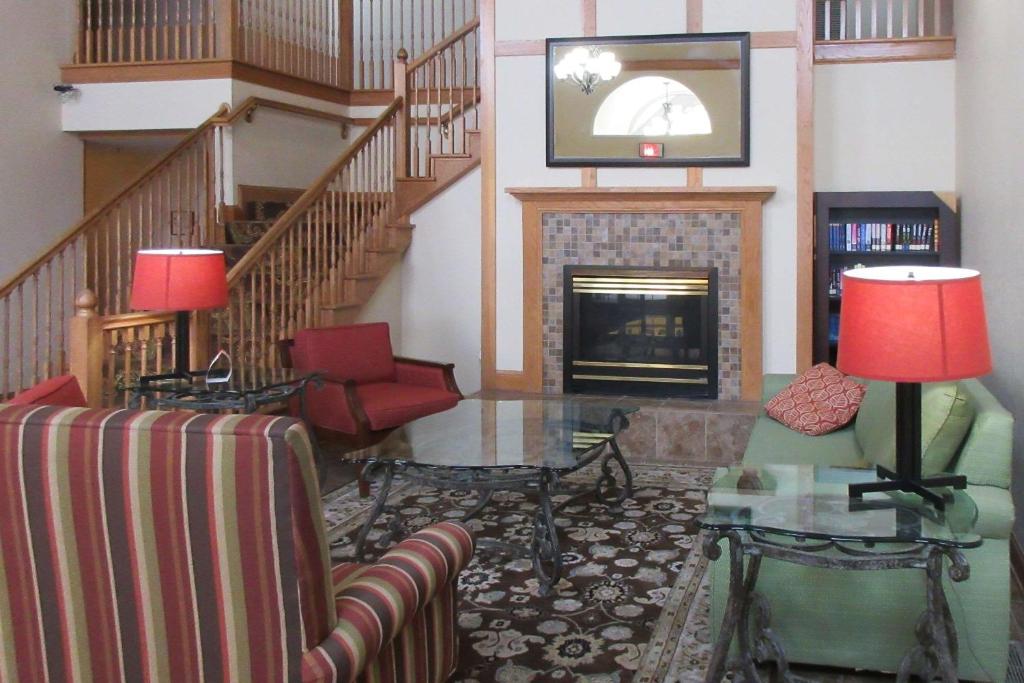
[545,32,750,168]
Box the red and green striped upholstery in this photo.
[0,404,473,683]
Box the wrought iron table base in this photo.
[702,530,969,683]
[351,436,634,595]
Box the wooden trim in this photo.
[216,96,353,127]
[582,0,597,37]
[687,168,703,188]
[506,187,776,202]
[581,168,597,187]
[507,187,775,400]
[60,59,353,105]
[815,36,955,63]
[751,31,798,49]
[77,129,192,140]
[494,40,545,57]
[339,0,354,90]
[686,0,702,33]
[480,0,497,389]
[796,0,815,373]
[347,90,396,106]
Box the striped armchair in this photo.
[0,403,474,683]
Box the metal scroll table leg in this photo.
[898,548,966,683]
[704,531,745,683]
[462,489,494,522]
[532,470,562,596]
[595,436,635,506]
[354,462,399,562]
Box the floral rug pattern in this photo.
[323,464,717,682]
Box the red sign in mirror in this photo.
[639,142,664,159]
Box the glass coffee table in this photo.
[346,398,638,594]
[698,464,981,683]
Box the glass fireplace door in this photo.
[563,267,718,398]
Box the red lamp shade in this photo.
[130,249,228,311]
[836,266,992,382]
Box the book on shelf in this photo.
[828,313,840,344]
[828,220,938,254]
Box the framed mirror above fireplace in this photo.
[563,265,719,398]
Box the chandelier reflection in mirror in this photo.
[593,77,712,137]
[553,46,622,94]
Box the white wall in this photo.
[62,79,234,132]
[356,265,404,350]
[815,60,956,191]
[230,107,352,199]
[955,2,1024,541]
[0,0,83,282]
[402,169,482,394]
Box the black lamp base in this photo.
[849,465,966,510]
[139,311,195,385]
[847,381,968,511]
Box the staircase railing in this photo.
[0,96,356,400]
[355,0,478,89]
[816,0,954,41]
[395,17,479,178]
[0,107,227,398]
[215,99,402,378]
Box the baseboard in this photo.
[1012,532,1024,592]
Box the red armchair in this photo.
[281,322,462,449]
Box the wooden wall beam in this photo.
[480,0,498,389]
[796,0,815,372]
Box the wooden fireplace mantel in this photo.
[506,186,777,204]
[505,185,776,401]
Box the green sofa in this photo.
[710,375,1015,681]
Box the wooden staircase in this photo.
[0,17,480,405]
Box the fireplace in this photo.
[563,265,719,398]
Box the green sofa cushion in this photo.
[856,382,974,476]
[743,415,867,468]
[953,379,1014,488]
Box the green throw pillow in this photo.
[855,381,975,476]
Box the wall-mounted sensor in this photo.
[54,84,80,102]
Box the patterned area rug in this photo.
[323,464,717,682]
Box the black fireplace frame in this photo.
[562,265,719,399]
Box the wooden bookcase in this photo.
[813,191,961,364]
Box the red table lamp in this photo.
[837,266,991,508]
[130,249,228,381]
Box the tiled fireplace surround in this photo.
[539,210,756,465]
[501,187,776,466]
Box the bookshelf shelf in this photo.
[813,191,960,365]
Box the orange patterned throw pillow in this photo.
[764,363,867,436]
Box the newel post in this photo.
[216,0,237,60]
[394,48,410,179]
[68,290,104,408]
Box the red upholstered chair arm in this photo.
[300,522,475,683]
[394,357,463,397]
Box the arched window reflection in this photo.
[592,76,712,137]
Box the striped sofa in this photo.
[0,404,475,683]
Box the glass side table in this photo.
[698,464,981,683]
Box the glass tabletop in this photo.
[129,368,320,397]
[347,398,639,471]
[698,465,981,548]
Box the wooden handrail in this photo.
[226,98,404,285]
[0,103,229,300]
[407,18,481,72]
[215,97,355,128]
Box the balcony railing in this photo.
[72,0,479,91]
[815,0,955,63]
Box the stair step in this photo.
[366,245,404,254]
[344,272,379,281]
[388,222,414,230]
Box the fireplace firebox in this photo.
[563,266,719,398]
